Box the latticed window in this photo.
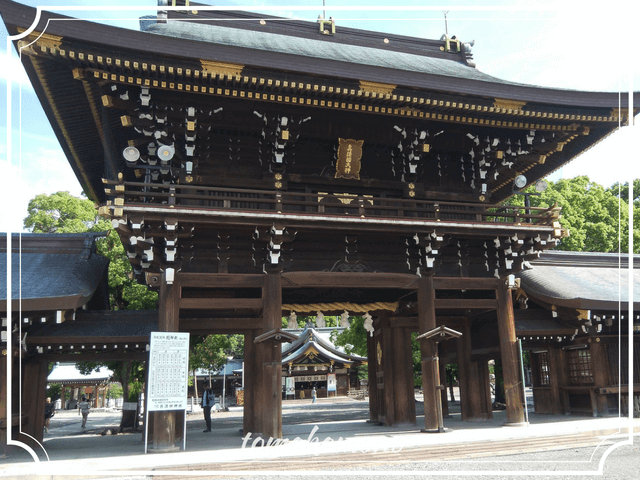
[536,351,550,386]
[568,349,593,385]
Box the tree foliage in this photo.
[24,192,157,408]
[510,176,638,253]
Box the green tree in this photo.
[189,334,244,393]
[331,315,367,356]
[511,176,636,253]
[24,192,157,420]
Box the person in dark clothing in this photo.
[201,388,215,432]
[44,397,55,433]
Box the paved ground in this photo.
[1,394,638,479]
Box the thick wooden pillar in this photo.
[418,276,441,431]
[549,346,567,414]
[439,360,449,417]
[151,273,180,451]
[19,358,48,448]
[1,351,9,457]
[456,319,472,420]
[589,340,610,416]
[391,326,416,425]
[381,318,395,426]
[243,331,256,435]
[253,274,282,438]
[478,359,493,419]
[366,331,379,422]
[496,285,525,425]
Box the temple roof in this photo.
[282,325,366,366]
[0,233,110,312]
[145,21,507,87]
[0,0,634,204]
[521,250,640,310]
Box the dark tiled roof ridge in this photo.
[533,250,640,268]
[145,21,510,86]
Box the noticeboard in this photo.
[147,332,190,412]
[327,373,337,392]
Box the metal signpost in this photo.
[144,331,190,453]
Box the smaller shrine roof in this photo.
[47,362,113,385]
[520,251,640,310]
[0,233,109,312]
[281,325,367,366]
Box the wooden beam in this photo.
[281,272,420,289]
[180,317,262,332]
[38,352,148,362]
[177,273,265,288]
[27,336,149,346]
[434,277,499,290]
[179,298,263,310]
[435,299,497,309]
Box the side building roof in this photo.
[520,250,640,310]
[0,233,110,312]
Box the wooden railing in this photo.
[104,181,560,226]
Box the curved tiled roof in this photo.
[146,21,515,87]
[520,251,640,309]
[0,233,109,311]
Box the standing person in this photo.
[78,395,90,428]
[44,397,55,433]
[311,386,317,403]
[201,388,215,432]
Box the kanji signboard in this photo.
[147,332,190,412]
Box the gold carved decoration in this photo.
[16,29,63,53]
[335,138,363,180]
[376,341,382,366]
[359,80,396,95]
[200,59,244,77]
[493,98,527,111]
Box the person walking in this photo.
[201,388,215,432]
[44,397,55,433]
[311,386,317,403]
[78,395,90,428]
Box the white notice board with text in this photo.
[147,332,190,412]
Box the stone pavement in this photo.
[1,396,638,478]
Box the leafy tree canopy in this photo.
[509,176,638,253]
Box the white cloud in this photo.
[0,52,33,88]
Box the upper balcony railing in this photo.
[103,180,560,226]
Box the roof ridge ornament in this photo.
[317,14,335,36]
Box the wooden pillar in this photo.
[1,351,9,457]
[253,274,282,439]
[390,326,416,425]
[439,360,449,417]
[19,358,48,448]
[548,346,567,414]
[366,331,379,422]
[60,385,66,409]
[151,273,180,451]
[456,319,472,420]
[418,276,441,431]
[589,340,610,416]
[496,285,525,425]
[242,331,256,435]
[381,318,395,426]
[478,359,493,419]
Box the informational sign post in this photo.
[327,373,337,395]
[144,331,190,453]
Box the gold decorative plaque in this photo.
[335,138,363,180]
[376,341,382,366]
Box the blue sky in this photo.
[1,0,639,232]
